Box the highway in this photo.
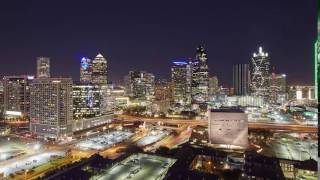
[117,115,318,133]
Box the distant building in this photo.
[72,84,101,119]
[3,75,34,119]
[111,86,130,109]
[208,76,219,95]
[233,64,250,95]
[250,47,270,100]
[288,86,316,102]
[191,46,209,107]
[80,57,92,84]
[124,71,155,100]
[30,78,73,140]
[0,81,3,119]
[154,79,172,113]
[270,73,287,104]
[37,57,50,78]
[92,53,108,85]
[171,61,192,109]
[208,108,248,148]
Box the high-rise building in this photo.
[80,57,92,84]
[0,80,4,119]
[37,57,50,78]
[315,40,319,100]
[171,61,192,108]
[92,53,107,85]
[191,46,209,105]
[208,108,248,148]
[208,76,219,95]
[73,83,101,119]
[3,75,34,119]
[250,47,271,100]
[154,79,172,113]
[125,71,155,99]
[270,73,286,104]
[30,78,73,140]
[233,64,250,96]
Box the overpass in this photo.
[117,115,317,133]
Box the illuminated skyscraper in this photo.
[125,71,155,99]
[233,64,250,96]
[92,53,107,85]
[37,57,50,78]
[250,47,271,100]
[191,46,209,106]
[171,61,192,108]
[3,75,34,119]
[270,73,287,104]
[315,40,319,100]
[30,78,73,140]
[80,57,92,84]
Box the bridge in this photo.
[117,115,317,133]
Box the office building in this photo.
[73,84,101,119]
[154,79,172,113]
[208,76,219,95]
[30,78,73,140]
[80,57,92,84]
[233,64,250,95]
[124,71,155,99]
[92,53,108,85]
[3,75,34,119]
[250,47,271,100]
[208,108,248,148]
[171,60,192,108]
[37,57,50,78]
[191,46,209,105]
[270,73,287,104]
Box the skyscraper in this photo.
[30,78,73,140]
[171,61,192,108]
[250,47,271,100]
[3,75,34,119]
[37,57,50,78]
[270,73,286,104]
[233,64,250,96]
[80,57,92,84]
[125,71,155,99]
[208,76,219,95]
[191,46,209,105]
[92,53,108,85]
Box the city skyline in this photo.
[0,0,317,86]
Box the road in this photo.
[117,115,317,133]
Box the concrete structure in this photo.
[208,76,219,95]
[3,75,34,119]
[270,73,287,104]
[36,57,50,78]
[233,64,250,95]
[208,108,248,148]
[30,78,73,140]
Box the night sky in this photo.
[0,0,317,86]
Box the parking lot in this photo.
[76,131,133,150]
[93,153,176,180]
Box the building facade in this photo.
[208,76,219,96]
[250,47,271,100]
[208,108,248,148]
[270,73,287,104]
[92,53,107,85]
[3,75,34,119]
[171,61,192,109]
[124,71,155,99]
[30,78,73,140]
[80,57,92,84]
[73,84,101,119]
[191,46,209,106]
[36,57,50,78]
[233,64,250,96]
